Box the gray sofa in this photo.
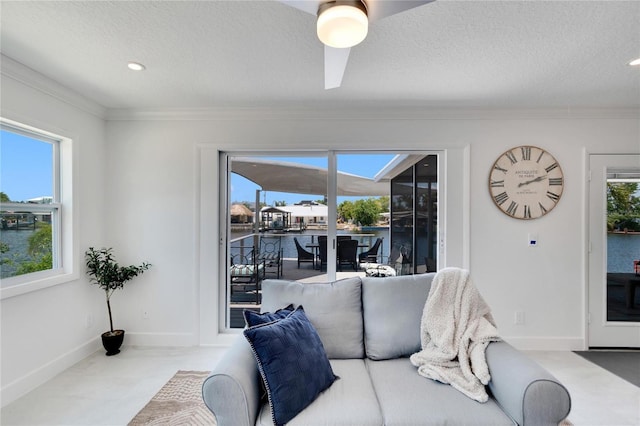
[203,273,571,426]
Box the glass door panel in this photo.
[336,153,396,276]
[226,154,328,329]
[605,172,640,322]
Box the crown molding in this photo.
[105,106,640,121]
[1,54,106,119]
[2,53,637,123]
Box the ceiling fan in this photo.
[279,0,435,89]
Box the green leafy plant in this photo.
[85,247,151,334]
[607,182,640,231]
[353,198,382,227]
[16,223,53,275]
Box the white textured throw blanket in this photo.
[409,268,501,402]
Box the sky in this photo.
[1,130,53,202]
[230,154,395,206]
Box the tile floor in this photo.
[1,345,639,425]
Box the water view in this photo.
[0,229,35,278]
[607,233,640,273]
[230,228,390,261]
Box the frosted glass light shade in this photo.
[317,3,368,48]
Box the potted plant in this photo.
[85,247,151,356]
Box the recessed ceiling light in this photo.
[629,58,640,67]
[127,62,146,71]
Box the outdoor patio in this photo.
[229,257,365,328]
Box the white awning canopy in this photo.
[230,157,390,197]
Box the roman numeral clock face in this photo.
[489,146,564,219]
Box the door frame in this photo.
[587,153,640,348]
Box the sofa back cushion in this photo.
[362,273,435,360]
[261,277,364,359]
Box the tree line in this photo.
[231,196,389,228]
[608,182,640,231]
[338,196,389,227]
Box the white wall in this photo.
[2,56,639,406]
[105,110,639,352]
[0,58,107,405]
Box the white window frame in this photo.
[0,118,77,299]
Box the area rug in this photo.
[574,350,640,387]
[128,370,216,425]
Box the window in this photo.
[0,119,75,296]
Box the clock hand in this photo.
[518,174,548,187]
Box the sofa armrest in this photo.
[486,341,571,426]
[202,336,261,426]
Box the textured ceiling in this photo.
[1,0,639,110]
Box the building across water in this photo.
[260,201,327,232]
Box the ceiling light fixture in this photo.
[127,62,146,71]
[317,1,368,49]
[629,58,640,67]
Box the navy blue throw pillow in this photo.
[243,304,294,327]
[243,306,338,426]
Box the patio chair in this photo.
[318,235,328,271]
[294,237,315,268]
[338,239,359,271]
[257,236,283,278]
[337,235,352,244]
[230,248,265,304]
[358,237,382,263]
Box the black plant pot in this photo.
[101,330,125,356]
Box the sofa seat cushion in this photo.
[362,273,435,360]
[256,359,383,426]
[366,358,515,426]
[261,278,364,359]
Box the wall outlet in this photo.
[514,311,525,325]
[142,310,149,320]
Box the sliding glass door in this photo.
[220,151,441,330]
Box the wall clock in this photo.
[488,145,564,219]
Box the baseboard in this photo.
[504,336,585,351]
[1,336,101,408]
[123,332,197,347]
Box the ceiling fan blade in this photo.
[324,46,350,89]
[278,0,321,16]
[366,0,435,22]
